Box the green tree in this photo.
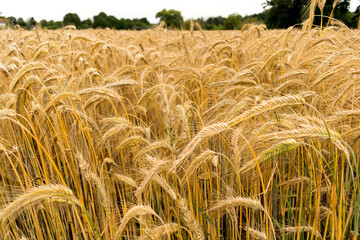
[46,20,56,29]
[118,18,129,29]
[155,9,183,29]
[265,0,305,28]
[106,15,119,29]
[93,12,111,28]
[39,19,48,28]
[63,13,81,28]
[224,13,243,29]
[204,16,225,30]
[325,0,351,26]
[309,0,350,26]
[26,17,37,29]
[131,18,150,30]
[264,0,351,28]
[7,16,17,27]
[17,17,26,28]
[45,20,62,29]
[207,16,225,26]
[80,18,93,29]
[244,12,266,24]
[351,5,360,28]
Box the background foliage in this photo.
[0,0,359,30]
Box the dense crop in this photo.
[0,20,360,239]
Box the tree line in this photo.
[1,10,265,30]
[1,0,359,30]
[4,12,152,30]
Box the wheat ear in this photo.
[208,197,264,214]
[239,139,299,175]
[246,226,267,240]
[113,205,160,240]
[151,175,205,240]
[283,225,322,239]
[0,185,79,225]
[76,152,110,218]
[228,94,307,128]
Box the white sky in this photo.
[1,0,359,23]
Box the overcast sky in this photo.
[1,0,359,23]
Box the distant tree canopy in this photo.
[224,13,243,30]
[352,5,360,27]
[1,2,360,31]
[264,0,353,29]
[317,0,351,26]
[155,9,183,28]
[63,13,81,28]
[27,17,36,29]
[265,0,305,28]
[91,12,151,30]
[7,16,17,26]
[185,12,264,31]
[93,12,111,29]
[203,16,225,30]
[80,19,93,29]
[17,18,26,28]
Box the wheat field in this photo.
[0,19,360,240]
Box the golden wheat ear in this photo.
[76,152,110,219]
[208,196,264,214]
[138,222,179,240]
[283,225,323,239]
[113,205,162,240]
[10,62,46,91]
[172,122,229,171]
[245,226,267,240]
[0,185,79,226]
